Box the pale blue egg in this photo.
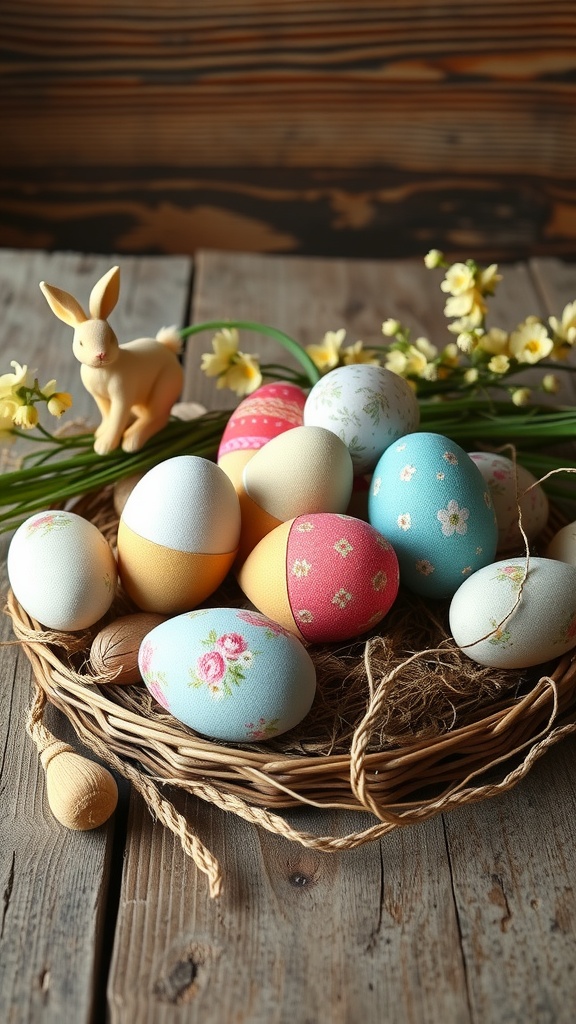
[138,607,316,742]
[368,432,498,598]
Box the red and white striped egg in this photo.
[217,382,306,490]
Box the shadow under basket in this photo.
[7,488,576,898]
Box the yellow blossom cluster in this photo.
[200,329,263,397]
[304,329,380,372]
[0,361,72,434]
[199,251,576,403]
[378,252,576,403]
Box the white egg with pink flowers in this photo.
[8,509,117,630]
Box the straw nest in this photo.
[7,487,576,897]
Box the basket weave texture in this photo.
[7,487,576,898]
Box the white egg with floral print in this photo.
[7,509,117,630]
[138,607,317,743]
[449,557,576,669]
[368,432,498,599]
[303,363,420,473]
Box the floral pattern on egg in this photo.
[284,513,399,642]
[449,557,576,668]
[138,607,316,742]
[368,432,498,599]
[303,364,420,473]
[468,452,549,551]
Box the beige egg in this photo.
[546,520,576,565]
[235,425,354,566]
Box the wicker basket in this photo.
[7,487,576,897]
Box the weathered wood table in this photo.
[1,248,576,1024]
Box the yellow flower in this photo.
[456,332,478,355]
[477,327,509,356]
[464,368,479,384]
[0,360,32,399]
[488,354,510,375]
[201,328,240,377]
[384,349,408,375]
[0,396,22,420]
[404,345,428,376]
[342,341,380,365]
[477,264,502,295]
[47,391,73,417]
[386,343,436,380]
[511,387,532,407]
[420,362,438,382]
[305,329,345,371]
[13,403,39,429]
[382,318,401,337]
[424,249,444,269]
[217,352,262,397]
[444,289,486,326]
[549,301,576,344]
[414,336,438,360]
[509,320,553,364]
[542,373,560,394]
[441,263,476,297]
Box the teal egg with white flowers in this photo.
[368,432,498,599]
[138,607,317,743]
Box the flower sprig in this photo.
[382,251,576,405]
[195,251,576,406]
[0,361,73,435]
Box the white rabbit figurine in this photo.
[39,265,184,454]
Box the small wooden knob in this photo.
[40,741,118,831]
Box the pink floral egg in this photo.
[237,512,400,643]
[139,607,316,742]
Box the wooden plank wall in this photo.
[1,0,576,262]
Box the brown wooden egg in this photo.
[89,612,167,684]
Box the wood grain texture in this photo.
[108,795,470,1024]
[444,743,576,1024]
[1,1,576,259]
[0,250,191,1024]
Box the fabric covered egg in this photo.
[368,432,498,599]
[546,520,576,565]
[237,512,400,643]
[117,455,241,614]
[449,556,576,668]
[217,382,306,490]
[139,607,316,742]
[7,510,117,631]
[235,424,354,566]
[303,364,420,473]
[468,451,549,551]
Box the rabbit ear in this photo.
[39,282,88,328]
[89,266,120,320]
